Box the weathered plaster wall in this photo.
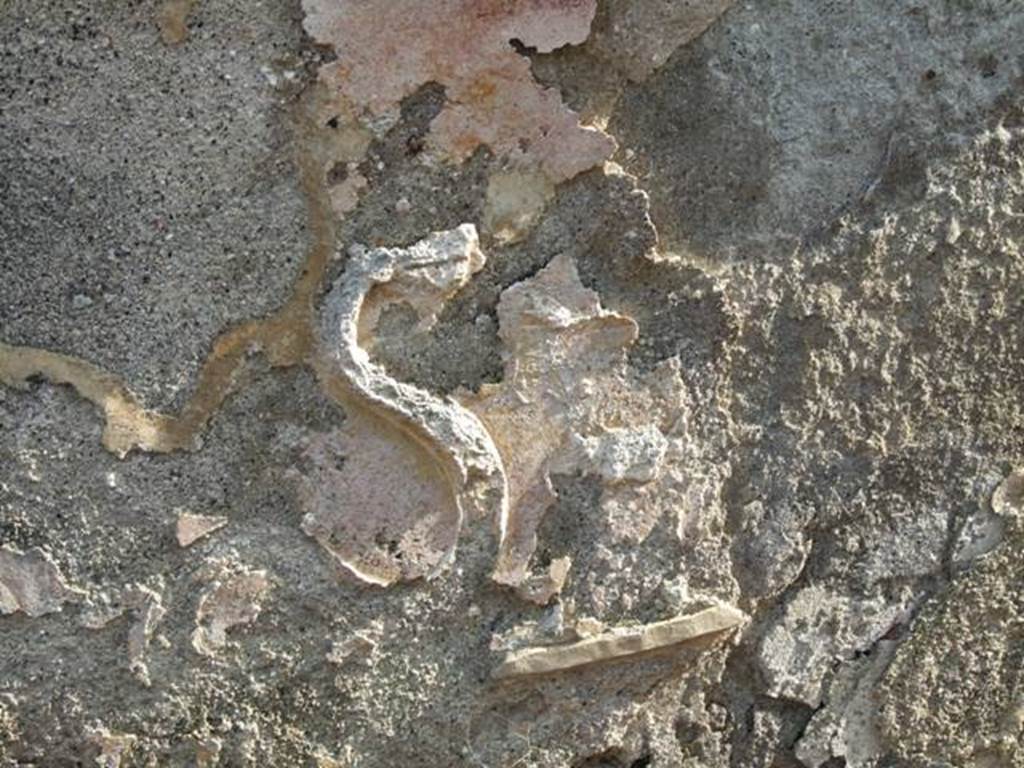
[1,1,1022,766]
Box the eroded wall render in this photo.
[0,1,1022,766]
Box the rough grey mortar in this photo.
[0,0,315,410]
[1,0,1023,766]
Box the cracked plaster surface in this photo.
[0,0,1022,765]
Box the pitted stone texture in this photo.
[0,0,312,409]
[876,471,1024,767]
[609,0,1024,263]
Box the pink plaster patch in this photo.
[297,407,459,586]
[302,0,614,183]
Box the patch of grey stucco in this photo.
[0,0,314,410]
[1,0,1023,765]
[607,0,1024,264]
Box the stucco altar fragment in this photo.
[0,547,84,618]
[176,513,229,548]
[493,603,746,679]
[460,253,686,590]
[314,225,508,584]
[191,561,271,656]
[795,639,895,767]
[461,253,634,586]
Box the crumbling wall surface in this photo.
[0,1,1022,766]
